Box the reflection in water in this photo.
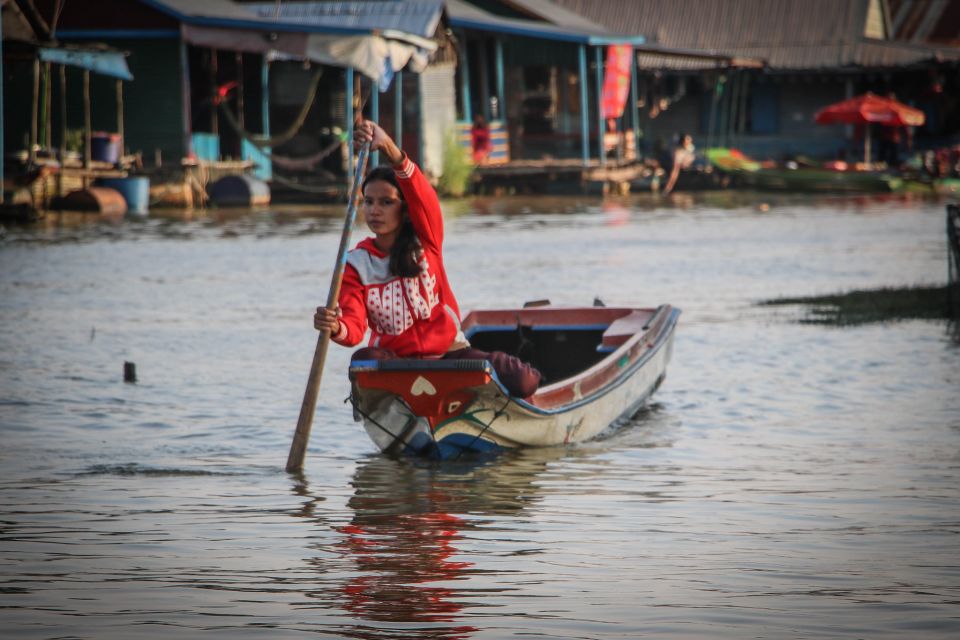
[298,450,569,639]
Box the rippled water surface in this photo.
[2,193,958,639]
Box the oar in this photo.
[286,142,371,473]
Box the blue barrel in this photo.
[98,176,150,215]
[91,132,121,164]
[208,175,271,207]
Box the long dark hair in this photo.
[362,166,422,278]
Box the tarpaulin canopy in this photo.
[147,0,438,84]
[180,23,428,83]
[814,92,925,127]
[38,47,134,80]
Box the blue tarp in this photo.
[38,47,133,80]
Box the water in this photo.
[1,193,958,638]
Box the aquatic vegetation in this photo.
[760,285,959,325]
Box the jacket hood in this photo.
[355,236,386,257]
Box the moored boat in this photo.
[348,303,680,458]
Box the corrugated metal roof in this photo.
[550,0,960,69]
[141,0,370,34]
[890,0,960,46]
[245,1,444,40]
[495,0,611,32]
[446,0,645,45]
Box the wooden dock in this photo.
[472,158,654,196]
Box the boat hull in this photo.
[349,305,680,459]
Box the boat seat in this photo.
[597,310,651,352]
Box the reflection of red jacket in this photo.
[333,156,468,357]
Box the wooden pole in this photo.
[370,78,379,166]
[30,58,40,165]
[346,68,354,183]
[59,65,67,163]
[210,48,219,136]
[394,71,403,147]
[286,142,371,473]
[116,79,124,162]
[236,52,245,131]
[578,44,589,167]
[595,46,605,168]
[83,70,91,188]
[43,62,52,150]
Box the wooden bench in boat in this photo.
[598,309,655,352]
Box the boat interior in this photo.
[463,307,655,385]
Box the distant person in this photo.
[878,126,902,167]
[471,114,492,165]
[313,120,540,397]
[663,133,696,194]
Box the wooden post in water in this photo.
[116,79,124,162]
[286,143,370,473]
[83,70,91,189]
[59,65,67,163]
[30,58,39,165]
[43,62,52,151]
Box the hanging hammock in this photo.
[217,68,324,150]
[268,135,346,171]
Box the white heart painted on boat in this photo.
[410,376,437,396]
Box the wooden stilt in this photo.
[83,70,91,189]
[59,65,67,162]
[236,52,245,131]
[30,58,39,165]
[43,62,52,150]
[116,79,124,161]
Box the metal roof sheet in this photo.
[446,0,645,45]
[890,0,960,46]
[39,46,134,79]
[140,0,369,34]
[245,1,444,39]
[551,0,960,69]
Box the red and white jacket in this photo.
[332,156,468,357]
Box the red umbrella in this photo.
[815,93,925,164]
[815,92,925,126]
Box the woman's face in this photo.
[362,180,404,239]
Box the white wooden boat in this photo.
[348,303,680,458]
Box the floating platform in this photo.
[473,159,649,196]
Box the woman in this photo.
[314,120,541,398]
[471,114,492,165]
[663,133,695,195]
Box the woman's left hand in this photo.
[354,120,390,151]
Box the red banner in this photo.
[601,44,633,121]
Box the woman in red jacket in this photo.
[314,121,540,398]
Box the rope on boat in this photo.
[452,396,513,461]
[348,392,517,459]
[346,394,437,455]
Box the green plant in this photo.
[64,129,84,153]
[437,129,473,197]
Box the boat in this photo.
[706,147,902,193]
[348,303,681,459]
